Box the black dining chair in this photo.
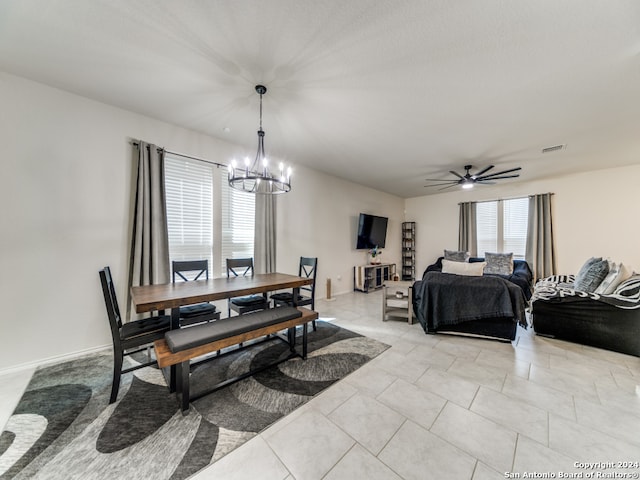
[99,266,171,404]
[226,258,269,317]
[271,256,318,330]
[172,260,221,326]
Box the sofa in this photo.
[531,271,640,357]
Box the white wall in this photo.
[0,72,403,371]
[277,164,404,299]
[405,164,640,277]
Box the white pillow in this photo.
[596,263,631,294]
[442,259,486,276]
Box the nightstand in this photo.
[382,280,415,324]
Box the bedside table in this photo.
[382,280,415,324]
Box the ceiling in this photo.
[1,1,639,198]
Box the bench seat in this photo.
[154,306,318,412]
[165,306,303,353]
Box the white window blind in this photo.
[477,201,498,256]
[165,157,214,273]
[220,171,255,269]
[476,197,528,259]
[503,197,528,258]
[164,155,255,279]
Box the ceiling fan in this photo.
[424,164,522,190]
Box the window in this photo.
[164,155,255,278]
[220,172,255,263]
[476,197,528,259]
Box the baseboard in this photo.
[0,344,112,377]
[1,288,365,377]
[317,289,358,301]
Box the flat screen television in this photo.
[356,213,388,249]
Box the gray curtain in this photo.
[458,202,477,256]
[254,194,276,274]
[128,142,170,316]
[526,193,556,281]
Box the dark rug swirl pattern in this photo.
[0,322,388,479]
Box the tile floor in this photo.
[2,291,640,479]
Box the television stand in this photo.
[354,263,396,293]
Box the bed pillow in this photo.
[442,259,486,276]
[444,249,470,262]
[484,252,514,275]
[573,258,609,292]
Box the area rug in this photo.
[0,322,388,479]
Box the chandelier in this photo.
[228,85,292,194]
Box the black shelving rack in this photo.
[401,222,416,281]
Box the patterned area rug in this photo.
[0,322,388,479]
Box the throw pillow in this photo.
[595,262,631,294]
[484,252,514,275]
[442,259,486,276]
[612,274,640,297]
[573,257,601,285]
[573,258,609,292]
[444,249,470,262]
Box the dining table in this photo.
[130,272,314,391]
[131,272,312,325]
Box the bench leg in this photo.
[178,360,190,414]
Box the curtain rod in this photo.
[458,193,554,205]
[132,141,227,168]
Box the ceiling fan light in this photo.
[424,165,520,190]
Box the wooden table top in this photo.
[131,272,313,313]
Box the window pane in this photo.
[476,201,497,256]
[503,197,528,258]
[164,157,214,275]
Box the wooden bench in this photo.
[154,306,318,412]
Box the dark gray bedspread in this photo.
[413,272,528,332]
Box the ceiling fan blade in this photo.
[438,184,459,191]
[476,167,522,180]
[477,175,520,181]
[424,183,460,188]
[449,170,464,180]
[424,178,458,182]
[473,165,494,177]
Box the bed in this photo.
[412,257,533,341]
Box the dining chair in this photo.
[271,256,318,330]
[172,260,221,326]
[226,258,269,317]
[99,266,171,404]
